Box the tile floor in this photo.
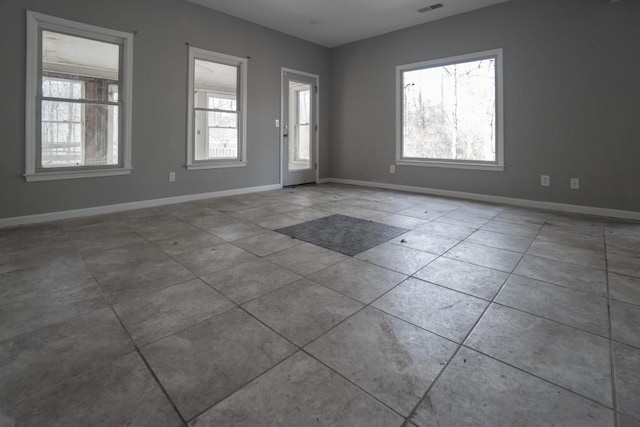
[1,183,639,426]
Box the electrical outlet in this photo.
[390,165,395,174]
[275,119,280,128]
[169,172,176,182]
[541,175,550,187]
[570,178,580,190]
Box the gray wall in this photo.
[0,0,331,219]
[330,0,640,212]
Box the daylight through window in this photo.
[397,49,503,170]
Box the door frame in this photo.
[280,67,320,187]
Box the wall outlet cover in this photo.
[541,175,550,187]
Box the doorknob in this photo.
[283,125,288,137]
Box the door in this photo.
[282,70,317,186]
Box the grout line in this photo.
[604,229,620,427]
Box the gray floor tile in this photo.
[208,221,267,241]
[0,258,107,341]
[356,241,437,275]
[619,414,640,427]
[391,230,461,255]
[0,307,133,407]
[201,259,301,304]
[308,258,407,304]
[445,242,522,272]
[527,240,606,269]
[372,212,428,230]
[496,275,609,336]
[481,220,542,238]
[437,211,491,229]
[611,300,640,348]
[608,253,640,278]
[0,244,78,274]
[83,241,169,278]
[609,273,640,306]
[492,209,549,225]
[135,218,199,241]
[514,255,607,296]
[396,206,449,221]
[537,227,605,251]
[465,304,613,406]
[183,212,239,230]
[264,243,347,276]
[465,229,532,253]
[606,231,640,258]
[96,258,196,304]
[188,352,404,427]
[142,308,295,420]
[72,231,148,255]
[152,229,224,256]
[544,215,604,237]
[306,307,456,415]
[412,347,613,427]
[174,243,257,276]
[0,352,181,427]
[233,231,304,257]
[253,214,306,230]
[243,279,363,346]
[614,342,640,420]
[416,220,476,240]
[373,277,488,342]
[414,257,508,300]
[113,279,235,346]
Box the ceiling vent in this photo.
[418,3,444,13]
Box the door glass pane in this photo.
[288,82,311,171]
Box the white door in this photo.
[282,70,317,186]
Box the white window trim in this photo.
[187,47,247,170]
[25,11,133,182]
[395,48,504,172]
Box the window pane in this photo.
[208,96,236,111]
[194,59,237,108]
[42,31,120,102]
[41,101,119,168]
[194,110,238,160]
[402,58,496,162]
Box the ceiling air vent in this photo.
[418,3,444,13]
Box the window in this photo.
[25,11,133,181]
[396,49,503,171]
[187,47,247,169]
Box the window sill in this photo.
[187,161,247,170]
[396,160,504,171]
[24,168,132,182]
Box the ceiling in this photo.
[186,0,511,48]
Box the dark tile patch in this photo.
[275,214,408,256]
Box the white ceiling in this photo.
[186,0,511,48]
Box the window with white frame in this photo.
[396,49,504,170]
[25,11,133,181]
[187,47,247,169]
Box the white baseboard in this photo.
[0,184,282,229]
[328,178,640,221]
[316,178,331,184]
